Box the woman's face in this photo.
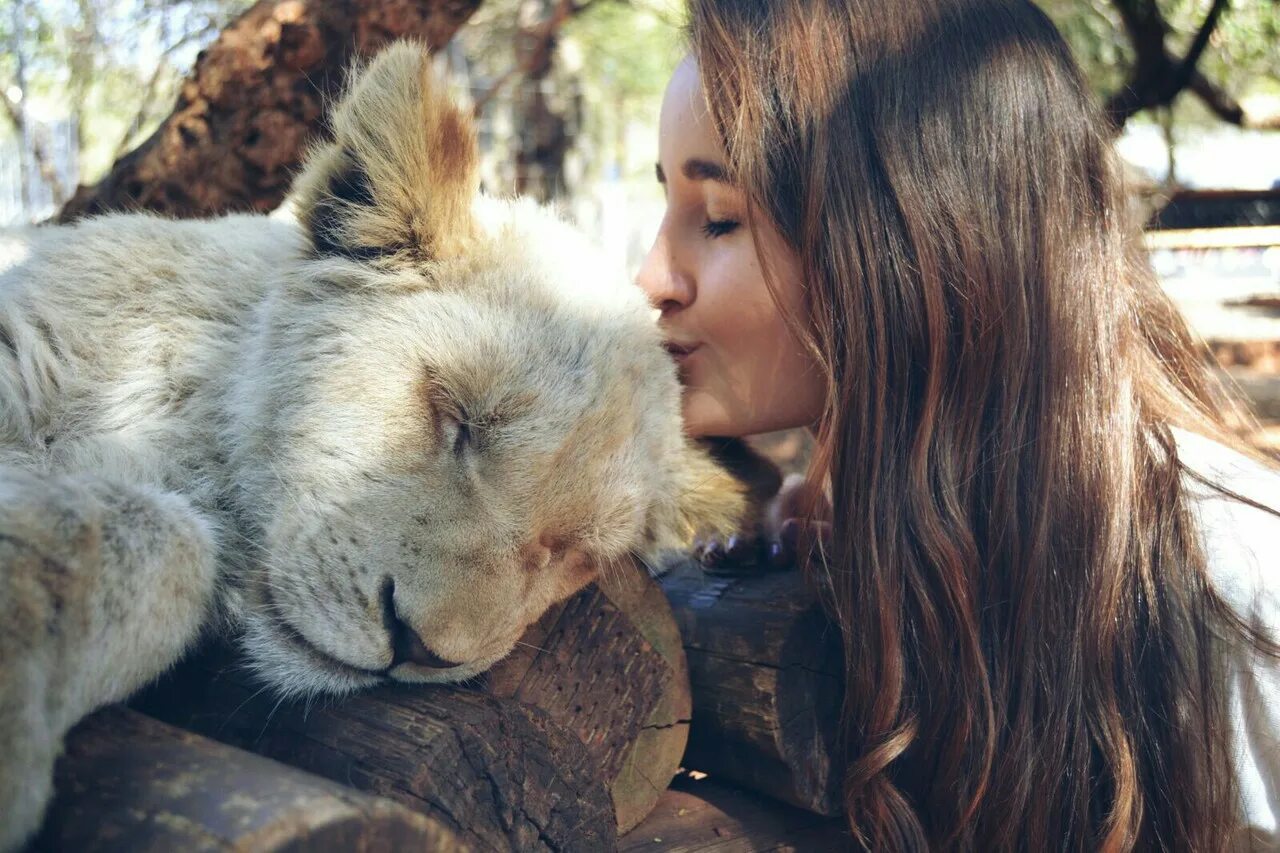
[637,57,825,438]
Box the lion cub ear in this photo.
[293,41,479,264]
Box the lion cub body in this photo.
[0,43,744,849]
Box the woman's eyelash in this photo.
[701,218,740,238]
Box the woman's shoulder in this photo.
[1173,427,1280,623]
[1174,426,1280,509]
[1173,428,1280,844]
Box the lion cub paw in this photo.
[0,467,217,850]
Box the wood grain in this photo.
[30,706,458,852]
[661,559,845,816]
[487,559,692,833]
[620,772,851,853]
[133,659,616,851]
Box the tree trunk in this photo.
[31,707,461,852]
[513,73,574,202]
[661,558,846,817]
[57,0,483,222]
[509,0,588,202]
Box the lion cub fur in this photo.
[0,42,748,848]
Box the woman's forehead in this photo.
[658,57,724,171]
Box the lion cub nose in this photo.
[389,616,464,670]
[382,578,464,670]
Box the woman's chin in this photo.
[682,386,819,439]
[681,388,745,438]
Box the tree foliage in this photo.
[1043,0,1280,130]
[0,0,249,194]
[0,0,1275,224]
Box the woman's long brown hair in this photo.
[689,0,1278,848]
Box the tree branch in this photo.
[58,0,484,222]
[1188,71,1280,130]
[472,65,520,115]
[1169,0,1229,96]
[1188,70,1245,125]
[29,125,68,206]
[0,86,22,131]
[1103,0,1233,132]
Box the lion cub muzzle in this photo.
[381,578,465,671]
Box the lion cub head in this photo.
[227,42,745,697]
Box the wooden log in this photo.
[660,558,845,817]
[133,558,687,843]
[133,668,616,851]
[619,771,852,853]
[486,558,692,833]
[29,706,458,852]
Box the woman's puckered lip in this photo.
[662,340,702,357]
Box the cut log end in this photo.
[661,557,845,817]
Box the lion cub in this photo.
[0,42,747,848]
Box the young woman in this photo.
[636,0,1280,849]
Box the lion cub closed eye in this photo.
[0,41,747,850]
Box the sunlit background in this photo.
[2,0,1278,458]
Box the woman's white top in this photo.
[1176,428,1280,849]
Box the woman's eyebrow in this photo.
[682,158,729,183]
[653,159,731,185]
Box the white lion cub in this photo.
[0,42,748,849]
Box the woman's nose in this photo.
[636,225,693,314]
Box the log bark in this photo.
[486,558,692,833]
[30,706,460,852]
[620,771,852,853]
[660,558,845,816]
[133,664,615,851]
[131,559,687,844]
[56,0,482,222]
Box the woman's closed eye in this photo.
[701,217,740,238]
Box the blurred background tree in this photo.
[0,0,1275,228]
[1,0,1277,457]
[450,0,680,202]
[0,0,247,217]
[1046,0,1280,130]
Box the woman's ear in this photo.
[292,41,479,266]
